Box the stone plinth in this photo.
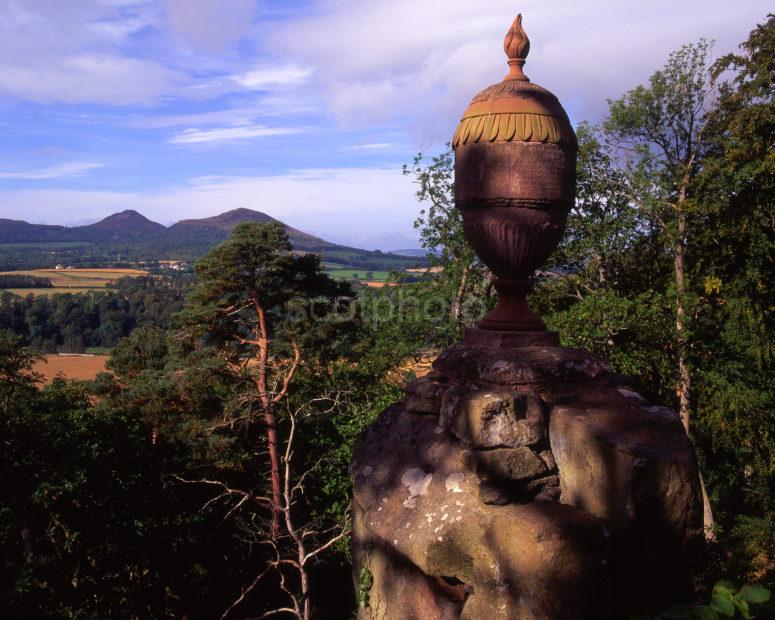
[351,343,703,619]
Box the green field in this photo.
[326,269,391,282]
[322,249,423,271]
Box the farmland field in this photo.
[0,268,148,296]
[33,354,109,384]
[326,269,390,281]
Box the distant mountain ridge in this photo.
[2,208,336,250]
[0,209,425,270]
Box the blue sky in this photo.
[0,0,770,250]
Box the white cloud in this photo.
[0,1,179,105]
[0,167,420,250]
[0,0,272,105]
[266,0,773,135]
[0,54,183,105]
[165,0,256,52]
[0,0,769,118]
[232,65,313,90]
[88,13,155,43]
[0,0,770,249]
[128,92,319,130]
[0,162,103,180]
[168,125,303,144]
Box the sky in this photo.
[0,0,770,250]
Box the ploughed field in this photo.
[0,268,148,296]
[33,354,109,384]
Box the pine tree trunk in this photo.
[253,299,283,538]
[264,409,283,538]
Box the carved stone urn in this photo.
[453,14,577,335]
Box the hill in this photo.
[0,218,73,243]
[0,211,165,243]
[167,208,332,252]
[0,209,426,272]
[83,210,166,239]
[175,207,276,231]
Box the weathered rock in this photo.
[463,326,559,348]
[538,449,556,471]
[434,344,610,386]
[405,374,450,400]
[534,484,561,502]
[476,479,513,505]
[404,374,452,415]
[353,504,463,620]
[474,472,559,505]
[545,376,648,408]
[469,447,547,482]
[352,348,704,618]
[522,474,559,494]
[352,405,614,619]
[447,390,545,448]
[549,403,704,614]
[405,395,441,415]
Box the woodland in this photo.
[0,15,773,619]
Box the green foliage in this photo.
[0,329,41,396]
[107,325,169,378]
[605,38,715,187]
[403,148,467,269]
[635,581,771,619]
[0,274,53,288]
[403,147,492,332]
[535,288,677,402]
[1,14,773,620]
[536,13,775,586]
[685,14,775,576]
[0,371,174,617]
[177,222,352,357]
[0,275,185,352]
[358,566,373,609]
[548,123,641,287]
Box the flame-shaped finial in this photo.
[503,14,530,82]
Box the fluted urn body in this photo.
[453,15,577,332]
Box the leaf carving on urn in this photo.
[452,114,574,147]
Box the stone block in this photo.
[449,390,545,448]
[353,405,614,619]
[433,344,610,386]
[549,403,704,614]
[470,447,547,482]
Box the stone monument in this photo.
[351,14,703,619]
